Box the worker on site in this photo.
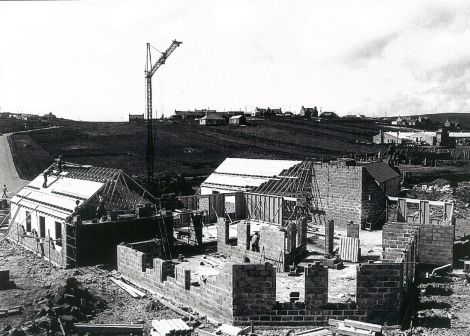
[56,156,63,173]
[96,194,106,219]
[190,211,203,246]
[73,200,81,216]
[2,185,7,198]
[251,231,260,252]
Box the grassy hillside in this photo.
[11,116,387,180]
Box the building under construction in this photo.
[7,160,173,268]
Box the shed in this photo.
[200,113,226,126]
[363,161,400,196]
[229,115,246,125]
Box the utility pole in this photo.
[145,40,182,182]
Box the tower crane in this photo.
[145,39,182,182]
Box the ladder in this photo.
[65,222,77,268]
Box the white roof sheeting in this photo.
[213,158,301,177]
[203,174,272,190]
[449,132,470,138]
[10,197,70,220]
[14,188,78,212]
[11,174,105,220]
[28,175,104,200]
[201,158,301,193]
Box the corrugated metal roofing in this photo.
[363,161,399,183]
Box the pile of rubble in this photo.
[1,277,105,336]
[407,179,470,237]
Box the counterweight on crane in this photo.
[145,39,182,182]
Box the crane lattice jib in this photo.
[146,40,182,78]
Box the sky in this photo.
[1,0,470,121]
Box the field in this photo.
[7,116,388,181]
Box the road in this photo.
[0,133,28,198]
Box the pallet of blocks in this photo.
[336,319,383,336]
[151,318,192,336]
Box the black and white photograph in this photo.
[1,1,470,335]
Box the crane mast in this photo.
[145,40,182,182]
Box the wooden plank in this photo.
[337,324,374,336]
[74,323,143,334]
[109,277,140,298]
[117,278,146,297]
[343,320,382,332]
[295,327,333,336]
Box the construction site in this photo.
[0,16,470,336]
[1,149,470,336]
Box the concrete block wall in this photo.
[117,244,234,323]
[382,223,419,262]
[356,263,403,323]
[314,164,363,228]
[117,242,409,327]
[418,225,454,266]
[232,263,276,317]
[259,225,286,263]
[237,221,250,250]
[383,222,454,266]
[216,219,304,272]
[304,263,328,309]
[217,217,230,245]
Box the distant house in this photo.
[174,109,213,119]
[449,132,470,146]
[128,114,144,122]
[391,116,405,126]
[444,119,460,129]
[373,131,414,144]
[253,107,282,117]
[300,106,314,117]
[319,111,339,119]
[374,130,436,145]
[200,113,226,126]
[23,114,40,121]
[229,115,246,125]
[225,111,245,117]
[42,112,57,121]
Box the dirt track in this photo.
[0,134,28,197]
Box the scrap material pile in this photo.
[407,179,470,237]
[1,277,105,336]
